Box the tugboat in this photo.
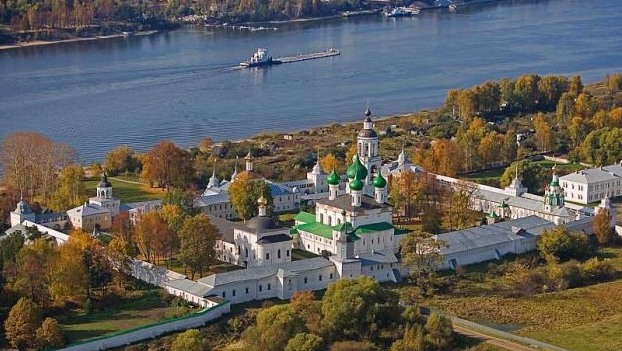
[239,48,282,67]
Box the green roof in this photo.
[332,222,353,232]
[296,222,334,239]
[296,221,395,239]
[289,228,299,235]
[353,222,394,235]
[294,211,316,224]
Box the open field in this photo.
[84,176,166,203]
[423,247,622,351]
[58,287,193,343]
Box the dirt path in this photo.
[108,177,144,185]
[453,325,540,351]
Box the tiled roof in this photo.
[67,203,109,217]
[435,216,553,255]
[266,181,295,196]
[207,215,243,243]
[194,192,230,207]
[256,234,293,244]
[198,257,333,288]
[120,200,162,212]
[356,250,399,265]
[316,194,390,214]
[281,179,314,188]
[164,279,211,297]
[560,164,622,184]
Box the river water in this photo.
[1,0,621,161]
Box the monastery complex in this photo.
[4,109,620,307]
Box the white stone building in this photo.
[436,215,594,270]
[210,196,293,268]
[560,162,622,204]
[293,113,407,257]
[437,170,591,226]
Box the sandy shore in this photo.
[0,30,158,51]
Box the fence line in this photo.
[450,315,571,351]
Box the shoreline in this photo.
[0,0,507,52]
[0,30,159,52]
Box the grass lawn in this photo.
[428,281,622,351]
[423,247,622,351]
[464,168,506,183]
[84,177,166,203]
[58,287,187,343]
[291,248,320,261]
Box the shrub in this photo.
[329,340,379,351]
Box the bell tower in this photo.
[356,108,381,196]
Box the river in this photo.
[1,0,621,161]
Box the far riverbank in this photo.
[0,30,160,51]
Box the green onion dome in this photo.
[327,169,340,186]
[372,172,387,188]
[346,155,368,180]
[349,177,364,191]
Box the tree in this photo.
[478,131,504,166]
[291,290,321,333]
[389,171,420,218]
[0,232,24,269]
[514,74,540,112]
[12,238,54,308]
[400,231,446,281]
[171,329,209,351]
[36,317,65,349]
[390,325,426,351]
[533,113,554,152]
[49,232,89,307]
[178,214,220,279]
[0,131,75,202]
[109,211,137,257]
[424,312,453,351]
[141,140,193,189]
[593,209,614,246]
[285,333,323,351]
[345,143,357,165]
[163,188,195,214]
[319,153,338,174]
[321,276,400,341]
[134,211,167,263]
[243,305,305,351]
[198,137,214,154]
[444,180,477,231]
[537,227,592,262]
[228,174,272,221]
[499,160,546,194]
[4,297,42,350]
[103,145,140,175]
[556,92,576,125]
[49,164,87,211]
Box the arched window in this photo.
[106,190,110,197]
[320,213,324,223]
[278,249,281,259]
[328,216,332,226]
